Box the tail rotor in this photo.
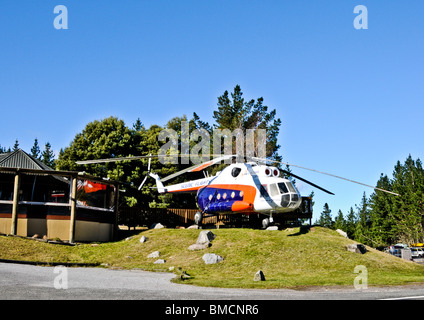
[138,155,152,190]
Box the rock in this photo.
[148,251,160,258]
[150,222,165,229]
[125,236,133,241]
[188,243,211,251]
[266,226,279,231]
[187,224,199,229]
[336,229,348,238]
[139,236,148,243]
[153,259,166,264]
[346,244,367,254]
[254,270,266,281]
[197,230,216,245]
[202,253,224,264]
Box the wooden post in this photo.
[113,183,119,240]
[69,176,77,243]
[10,171,21,235]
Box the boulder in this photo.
[202,253,224,264]
[148,251,160,258]
[197,230,216,245]
[336,229,348,238]
[188,243,211,251]
[139,236,148,243]
[153,259,166,264]
[150,222,165,229]
[266,226,279,231]
[346,244,367,254]
[254,270,266,281]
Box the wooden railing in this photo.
[117,204,312,229]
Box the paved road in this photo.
[1,262,424,300]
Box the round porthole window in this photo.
[231,167,242,177]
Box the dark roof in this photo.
[0,149,53,171]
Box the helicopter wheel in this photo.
[262,218,270,229]
[194,212,203,226]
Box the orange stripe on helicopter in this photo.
[231,201,253,212]
[189,161,214,172]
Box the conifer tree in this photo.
[31,138,41,159]
[345,207,357,239]
[41,142,55,169]
[316,203,333,229]
[334,209,346,231]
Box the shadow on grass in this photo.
[287,225,311,237]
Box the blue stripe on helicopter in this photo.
[197,187,244,213]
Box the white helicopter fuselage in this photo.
[151,162,302,215]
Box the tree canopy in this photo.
[315,155,424,247]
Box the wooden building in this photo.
[0,149,119,242]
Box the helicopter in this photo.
[76,154,399,228]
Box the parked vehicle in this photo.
[411,247,424,258]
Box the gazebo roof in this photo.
[0,149,52,171]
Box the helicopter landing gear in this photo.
[194,211,203,226]
[262,216,274,229]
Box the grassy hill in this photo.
[1,226,424,289]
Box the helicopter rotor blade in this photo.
[280,169,335,195]
[160,154,236,182]
[75,153,228,165]
[76,155,155,165]
[250,157,400,197]
[138,155,153,190]
[138,176,148,191]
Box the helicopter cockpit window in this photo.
[269,183,279,197]
[231,167,242,178]
[286,181,296,193]
[278,182,289,194]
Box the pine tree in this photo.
[334,209,346,231]
[13,139,19,151]
[345,207,357,239]
[316,203,333,229]
[212,85,282,160]
[389,155,424,244]
[369,173,395,246]
[354,192,371,245]
[41,142,55,169]
[31,138,41,159]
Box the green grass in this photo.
[1,227,424,289]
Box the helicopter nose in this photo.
[281,194,290,207]
[281,193,301,208]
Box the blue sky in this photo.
[1,1,423,219]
